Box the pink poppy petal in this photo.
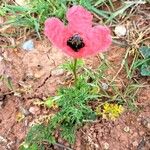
[94,26,112,51]
[44,18,65,48]
[87,26,112,54]
[67,6,93,30]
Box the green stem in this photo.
[73,58,77,84]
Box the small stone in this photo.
[0,101,3,109]
[137,117,142,122]
[14,92,21,97]
[123,126,130,133]
[142,118,150,130]
[101,82,109,90]
[0,56,3,62]
[7,141,15,149]
[0,135,7,143]
[51,68,64,77]
[34,70,45,78]
[147,123,150,129]
[115,25,126,37]
[29,106,40,115]
[19,106,30,116]
[132,141,139,147]
[104,142,109,150]
[139,131,144,136]
[95,143,99,149]
[24,120,28,127]
[132,132,138,138]
[22,40,34,51]
[58,138,63,143]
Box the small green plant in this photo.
[20,77,99,149]
[134,46,150,76]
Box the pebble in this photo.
[115,25,126,37]
[132,141,139,147]
[0,135,7,143]
[0,101,3,109]
[101,82,109,90]
[7,141,15,149]
[22,40,34,51]
[51,68,64,77]
[29,106,40,115]
[57,137,63,143]
[19,106,30,116]
[104,142,109,150]
[0,56,3,62]
[34,70,45,78]
[142,118,150,130]
[123,126,130,133]
[14,92,21,97]
[139,131,144,136]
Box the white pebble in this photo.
[29,106,40,115]
[101,82,109,90]
[104,142,109,150]
[123,126,130,133]
[51,68,64,77]
[22,40,34,51]
[115,25,126,37]
[0,56,3,62]
[0,135,7,143]
[132,141,139,147]
[0,101,3,109]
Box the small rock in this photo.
[115,25,126,37]
[139,131,144,136]
[22,40,34,51]
[104,142,109,150]
[95,143,99,149]
[51,68,64,77]
[7,141,15,149]
[123,126,130,133]
[142,118,150,130]
[0,101,3,109]
[19,106,30,116]
[132,141,139,147]
[24,120,29,127]
[132,132,138,138]
[101,82,109,90]
[0,56,3,62]
[34,70,45,78]
[0,135,7,143]
[58,138,63,143]
[14,92,21,97]
[137,117,142,122]
[29,106,40,115]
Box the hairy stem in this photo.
[73,58,77,85]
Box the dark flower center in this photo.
[67,34,85,52]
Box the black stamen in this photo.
[67,34,85,52]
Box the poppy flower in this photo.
[44,5,111,58]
